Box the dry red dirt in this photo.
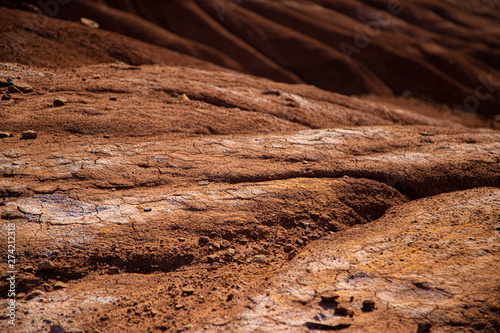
[0,1,500,333]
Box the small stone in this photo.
[222,253,233,262]
[25,289,45,301]
[334,306,353,317]
[23,265,34,272]
[7,85,22,93]
[109,97,117,101]
[21,130,37,139]
[251,255,269,264]
[181,286,195,295]
[199,236,210,244]
[221,240,230,248]
[287,250,297,261]
[228,248,236,255]
[284,244,295,252]
[0,131,12,138]
[207,254,220,263]
[14,82,34,93]
[257,249,271,256]
[1,94,11,101]
[198,181,210,186]
[362,300,376,312]
[54,281,68,290]
[301,221,310,228]
[15,292,26,299]
[181,93,190,100]
[50,324,66,333]
[174,304,184,310]
[320,292,339,303]
[93,75,102,79]
[80,17,99,29]
[143,207,152,212]
[38,260,55,271]
[178,238,186,242]
[212,242,221,250]
[53,97,66,107]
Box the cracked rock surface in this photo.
[0,63,499,332]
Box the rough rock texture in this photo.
[1,1,500,332]
[0,62,499,332]
[1,0,500,118]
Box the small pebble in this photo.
[362,300,376,312]
[199,236,210,244]
[143,207,152,212]
[53,97,66,107]
[21,130,37,140]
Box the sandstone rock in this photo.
[54,281,68,289]
[21,130,37,139]
[53,97,66,107]
[181,286,195,295]
[207,254,219,263]
[80,17,99,29]
[7,85,21,93]
[33,185,58,194]
[257,249,271,256]
[199,236,210,244]
[320,292,339,303]
[251,255,270,264]
[25,289,45,301]
[38,260,55,271]
[14,81,34,93]
[334,306,354,317]
[362,300,376,312]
